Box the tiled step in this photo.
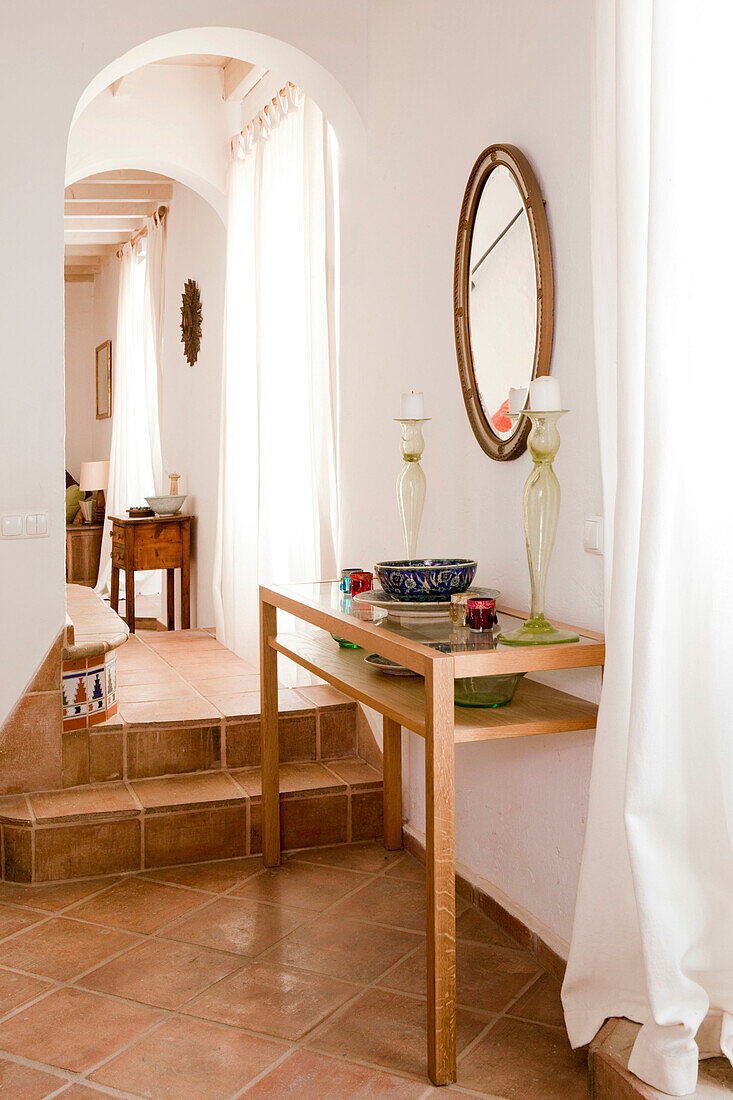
[589,1019,733,1099]
[0,757,384,883]
[63,632,363,787]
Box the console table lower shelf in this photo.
[259,582,603,1086]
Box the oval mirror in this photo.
[454,145,553,460]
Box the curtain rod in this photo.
[116,204,168,258]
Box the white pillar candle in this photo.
[529,376,562,411]
[400,390,425,419]
[508,387,527,414]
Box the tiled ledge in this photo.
[0,757,383,884]
[64,584,129,662]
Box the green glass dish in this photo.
[454,672,525,708]
[331,635,361,650]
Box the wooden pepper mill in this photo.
[169,473,181,496]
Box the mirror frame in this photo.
[453,144,554,461]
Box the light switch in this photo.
[34,514,48,536]
[1,515,23,538]
[25,514,37,536]
[583,515,604,555]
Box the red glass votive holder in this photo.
[466,597,497,632]
[348,570,373,596]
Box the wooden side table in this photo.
[110,514,192,633]
[66,523,104,586]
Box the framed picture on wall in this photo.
[95,340,111,419]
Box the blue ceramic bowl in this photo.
[374,559,478,601]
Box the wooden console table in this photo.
[110,514,192,633]
[259,581,604,1086]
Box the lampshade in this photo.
[79,460,109,492]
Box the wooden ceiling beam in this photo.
[64,182,173,202]
[64,265,102,276]
[64,201,156,217]
[65,243,118,257]
[64,231,130,246]
[223,59,266,101]
[64,216,146,233]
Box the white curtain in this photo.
[97,214,166,594]
[562,1,733,1094]
[214,89,339,679]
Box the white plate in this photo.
[364,653,418,676]
[354,586,500,614]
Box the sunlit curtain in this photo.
[562,1,733,1094]
[96,213,166,595]
[214,88,339,681]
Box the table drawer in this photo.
[134,523,183,570]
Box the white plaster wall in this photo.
[336,0,602,946]
[64,282,95,481]
[159,184,226,628]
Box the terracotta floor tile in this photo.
[245,1048,426,1099]
[310,987,487,1079]
[193,674,261,695]
[80,938,243,1009]
[213,689,314,717]
[116,667,182,687]
[118,698,220,725]
[232,762,345,800]
[66,878,207,933]
[290,841,406,875]
[141,857,263,893]
[456,907,521,951]
[186,959,357,1040]
[0,917,138,981]
[296,685,352,708]
[232,861,367,912]
[55,1086,117,1099]
[379,939,541,1014]
[0,986,160,1073]
[385,853,425,883]
[91,1015,284,1100]
[29,783,137,823]
[323,757,382,788]
[265,912,422,983]
[0,877,118,912]
[116,680,199,703]
[0,1058,67,1099]
[131,771,244,812]
[208,692,266,717]
[457,1016,587,1098]
[329,876,447,933]
[165,895,308,956]
[508,971,565,1028]
[0,969,52,1016]
[0,902,43,939]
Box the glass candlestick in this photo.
[498,411,579,646]
[395,418,430,560]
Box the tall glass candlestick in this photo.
[395,418,429,560]
[498,411,579,646]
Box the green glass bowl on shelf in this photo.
[454,672,525,708]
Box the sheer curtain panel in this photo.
[96,214,166,595]
[562,1,733,1094]
[214,90,339,679]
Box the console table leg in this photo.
[260,595,280,866]
[124,568,136,634]
[382,717,403,850]
[166,570,175,631]
[425,658,457,1086]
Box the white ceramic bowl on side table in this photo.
[145,495,187,516]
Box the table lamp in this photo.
[79,460,109,524]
